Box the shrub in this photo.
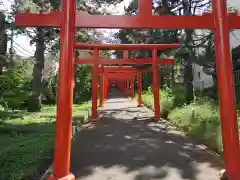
[171,84,185,107]
[0,61,31,110]
[141,85,225,153]
[168,98,223,152]
[141,85,185,118]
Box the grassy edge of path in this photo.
[0,104,90,180]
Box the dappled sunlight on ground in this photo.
[70,89,223,180]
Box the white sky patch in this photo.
[228,0,240,10]
[1,0,35,57]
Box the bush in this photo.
[0,61,31,110]
[141,85,225,153]
[171,84,185,107]
[168,98,223,152]
[141,85,185,118]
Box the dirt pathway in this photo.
[70,89,223,180]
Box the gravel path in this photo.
[70,89,223,180]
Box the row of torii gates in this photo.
[76,45,177,121]
[15,0,240,180]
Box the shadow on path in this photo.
[70,89,223,180]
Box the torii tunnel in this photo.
[74,44,177,121]
[15,0,240,179]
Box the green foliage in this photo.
[0,104,90,180]
[168,98,222,152]
[74,65,92,103]
[141,85,185,118]
[0,61,31,110]
[42,76,57,105]
[167,84,186,107]
[141,85,226,153]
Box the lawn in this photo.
[0,104,90,180]
[139,85,240,154]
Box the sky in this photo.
[1,0,132,57]
[1,0,240,57]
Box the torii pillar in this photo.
[137,72,143,107]
[48,0,75,179]
[212,0,240,179]
[91,49,99,120]
[152,48,160,120]
[131,76,135,98]
[99,65,104,107]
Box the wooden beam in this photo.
[99,69,151,73]
[74,43,179,50]
[76,58,175,65]
[15,12,214,29]
[15,11,240,29]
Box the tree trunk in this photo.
[182,0,194,104]
[27,28,45,112]
[184,60,194,104]
[171,65,175,87]
[0,12,7,75]
[160,66,164,88]
[166,65,171,87]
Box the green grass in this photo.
[0,103,90,180]
[140,85,240,154]
[139,85,185,118]
[167,98,223,152]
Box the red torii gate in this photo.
[75,45,177,120]
[100,69,140,102]
[15,0,240,180]
[98,66,147,104]
[107,71,136,97]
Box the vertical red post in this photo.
[91,49,99,120]
[123,50,128,59]
[123,81,125,95]
[125,80,127,96]
[212,0,240,179]
[105,78,109,99]
[99,65,104,107]
[152,48,160,120]
[103,72,106,100]
[137,72,143,107]
[108,79,111,97]
[48,0,76,179]
[131,76,135,98]
[138,0,152,17]
[127,80,130,97]
[119,81,124,94]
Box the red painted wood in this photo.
[152,48,160,120]
[137,72,143,107]
[15,12,240,29]
[99,65,104,107]
[139,0,152,17]
[131,77,135,99]
[91,49,99,120]
[76,58,175,65]
[15,12,214,29]
[52,0,76,179]
[75,43,179,50]
[212,0,240,179]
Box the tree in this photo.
[10,0,61,111]
[0,11,7,75]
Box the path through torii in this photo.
[15,1,240,180]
